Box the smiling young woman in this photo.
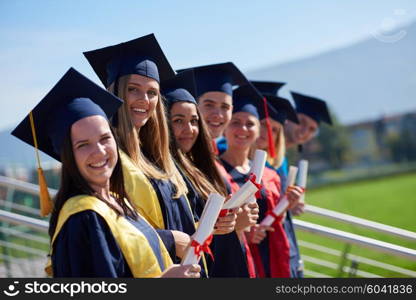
[84,35,205,267]
[124,74,160,129]
[170,101,200,154]
[162,70,257,278]
[162,70,228,213]
[12,68,199,278]
[220,84,295,278]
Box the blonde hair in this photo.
[247,117,261,160]
[109,75,188,198]
[267,122,286,169]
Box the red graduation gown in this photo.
[249,166,290,277]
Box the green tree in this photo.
[386,129,416,162]
[316,113,351,169]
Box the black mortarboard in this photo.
[83,33,175,87]
[251,81,286,96]
[260,95,299,125]
[161,69,197,108]
[12,68,123,162]
[178,62,248,97]
[291,91,332,125]
[232,84,264,119]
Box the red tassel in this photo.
[262,97,276,158]
[211,139,219,156]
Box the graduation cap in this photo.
[178,62,248,97]
[250,80,298,124]
[261,95,299,125]
[232,84,264,119]
[291,91,332,125]
[251,81,286,96]
[11,67,123,216]
[161,69,197,108]
[83,33,175,88]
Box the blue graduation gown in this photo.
[52,210,169,277]
[149,178,196,236]
[179,169,250,278]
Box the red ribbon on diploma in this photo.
[191,235,214,260]
[247,173,262,198]
[219,209,229,217]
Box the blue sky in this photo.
[1,0,416,130]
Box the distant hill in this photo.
[248,21,416,125]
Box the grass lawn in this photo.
[295,172,416,277]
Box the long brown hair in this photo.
[48,127,138,238]
[109,75,188,198]
[168,101,227,199]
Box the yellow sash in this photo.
[120,150,165,229]
[50,195,172,278]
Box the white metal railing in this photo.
[298,240,416,277]
[303,269,331,278]
[0,240,46,257]
[0,210,48,232]
[0,199,40,216]
[1,207,415,261]
[304,205,416,241]
[1,175,416,277]
[301,254,382,278]
[1,175,415,241]
[0,175,57,197]
[294,219,416,261]
[0,226,49,244]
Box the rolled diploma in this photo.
[182,193,225,265]
[260,166,298,226]
[297,160,308,187]
[222,179,259,210]
[297,160,308,202]
[247,150,267,203]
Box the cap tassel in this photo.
[262,97,276,158]
[29,112,53,217]
[37,168,53,216]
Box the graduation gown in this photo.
[121,150,165,229]
[51,195,172,278]
[220,159,290,278]
[276,158,304,278]
[218,159,258,278]
[148,177,196,236]
[121,150,196,235]
[122,149,206,267]
[249,167,290,277]
[179,166,250,277]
